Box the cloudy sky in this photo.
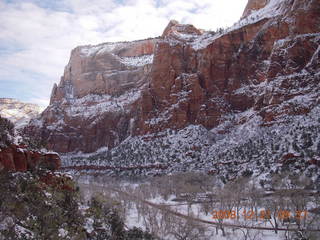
[0,0,247,107]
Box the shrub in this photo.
[0,115,14,147]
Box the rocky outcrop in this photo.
[242,0,269,18]
[0,145,61,172]
[27,0,320,155]
[162,20,203,38]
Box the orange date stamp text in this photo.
[211,209,307,220]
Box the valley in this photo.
[76,173,320,239]
[0,0,319,239]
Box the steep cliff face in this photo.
[135,0,319,135]
[27,0,320,181]
[27,39,158,153]
[50,39,157,103]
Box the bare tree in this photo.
[167,216,208,240]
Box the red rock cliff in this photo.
[0,145,61,172]
[26,0,320,153]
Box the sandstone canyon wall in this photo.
[27,39,158,153]
[26,0,320,159]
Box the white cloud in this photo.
[0,0,247,107]
[67,0,117,14]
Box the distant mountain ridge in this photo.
[0,98,44,127]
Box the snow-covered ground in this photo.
[76,176,318,240]
[61,100,320,186]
